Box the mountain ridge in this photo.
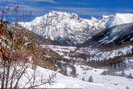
[20,11,133,45]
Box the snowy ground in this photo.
[7,66,128,89]
[18,65,133,89]
[41,45,133,89]
[73,65,133,89]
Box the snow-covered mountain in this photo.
[82,22,133,47]
[104,13,133,27]
[20,11,133,45]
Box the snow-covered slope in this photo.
[26,65,133,89]
[105,13,133,27]
[41,45,133,89]
[20,12,133,45]
[13,63,132,89]
[86,23,133,46]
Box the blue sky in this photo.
[0,0,133,20]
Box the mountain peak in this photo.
[20,12,133,45]
[104,13,133,27]
[34,11,81,23]
[47,11,79,18]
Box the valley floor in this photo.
[41,45,133,89]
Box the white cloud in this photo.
[52,7,113,16]
[0,0,57,4]
[27,0,57,3]
[1,1,133,17]
[22,5,114,17]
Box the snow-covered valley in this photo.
[41,45,133,89]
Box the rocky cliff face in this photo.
[0,22,63,71]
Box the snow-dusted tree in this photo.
[127,73,133,79]
[82,77,85,81]
[88,75,93,82]
[101,70,107,75]
[121,70,126,77]
[126,86,130,89]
